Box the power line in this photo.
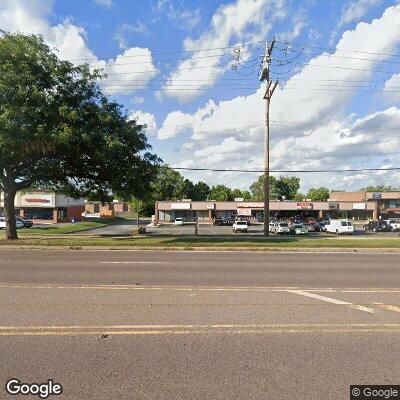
[65,41,265,62]
[168,166,400,174]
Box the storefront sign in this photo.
[237,208,252,216]
[372,193,382,199]
[329,202,339,210]
[353,202,366,210]
[171,202,191,210]
[297,202,313,210]
[206,203,215,209]
[20,194,54,207]
[236,202,262,208]
[234,197,244,202]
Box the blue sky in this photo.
[1,0,400,192]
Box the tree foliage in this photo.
[306,187,330,201]
[249,175,300,200]
[358,185,398,192]
[0,33,159,239]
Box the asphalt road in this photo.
[1,249,400,399]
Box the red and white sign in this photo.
[20,194,54,207]
[297,202,313,210]
[236,202,262,209]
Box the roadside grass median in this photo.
[16,217,126,235]
[0,234,399,250]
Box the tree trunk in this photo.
[4,187,17,240]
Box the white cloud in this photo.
[383,73,400,103]
[339,0,382,26]
[154,0,202,32]
[94,0,114,8]
[114,22,149,49]
[96,47,158,95]
[0,0,158,95]
[128,111,158,136]
[159,4,400,191]
[162,0,286,102]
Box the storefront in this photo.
[1,190,85,223]
[155,198,377,223]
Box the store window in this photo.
[24,208,53,220]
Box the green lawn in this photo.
[0,235,400,249]
[16,217,125,235]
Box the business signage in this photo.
[372,193,382,199]
[236,202,262,208]
[20,194,54,207]
[171,202,191,210]
[329,202,339,210]
[353,202,366,210]
[234,197,244,202]
[206,203,215,209]
[237,208,252,216]
[297,202,313,210]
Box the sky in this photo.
[1,0,400,193]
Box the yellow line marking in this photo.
[2,323,400,331]
[1,283,400,293]
[0,324,400,336]
[374,303,400,313]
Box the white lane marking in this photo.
[287,289,374,313]
[100,261,171,264]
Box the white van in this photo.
[325,219,354,235]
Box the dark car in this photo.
[16,216,33,228]
[213,217,225,226]
[317,222,326,232]
[225,218,234,226]
[363,220,391,232]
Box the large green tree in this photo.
[0,33,159,239]
[250,175,300,200]
[306,187,330,201]
[209,185,234,201]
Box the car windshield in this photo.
[236,222,247,225]
[280,223,288,227]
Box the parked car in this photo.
[317,222,326,232]
[269,222,277,234]
[275,222,291,235]
[326,219,354,235]
[225,218,234,226]
[173,218,184,226]
[385,219,400,232]
[213,217,225,226]
[363,220,391,232]
[232,220,248,233]
[292,224,308,235]
[303,223,317,232]
[16,216,33,228]
[0,217,25,229]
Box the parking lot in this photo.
[147,222,400,237]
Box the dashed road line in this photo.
[286,289,374,313]
[374,302,400,313]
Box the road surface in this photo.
[0,249,399,399]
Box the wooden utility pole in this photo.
[260,39,278,236]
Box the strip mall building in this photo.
[0,190,85,223]
[155,191,400,223]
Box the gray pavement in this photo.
[1,249,400,399]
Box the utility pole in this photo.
[260,38,278,236]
